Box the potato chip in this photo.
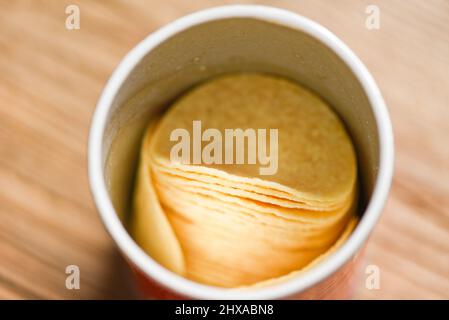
[132,73,358,287]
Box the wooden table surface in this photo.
[0,0,448,299]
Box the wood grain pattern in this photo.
[0,0,448,299]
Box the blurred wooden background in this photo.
[0,0,448,299]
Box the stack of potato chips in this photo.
[132,73,357,288]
